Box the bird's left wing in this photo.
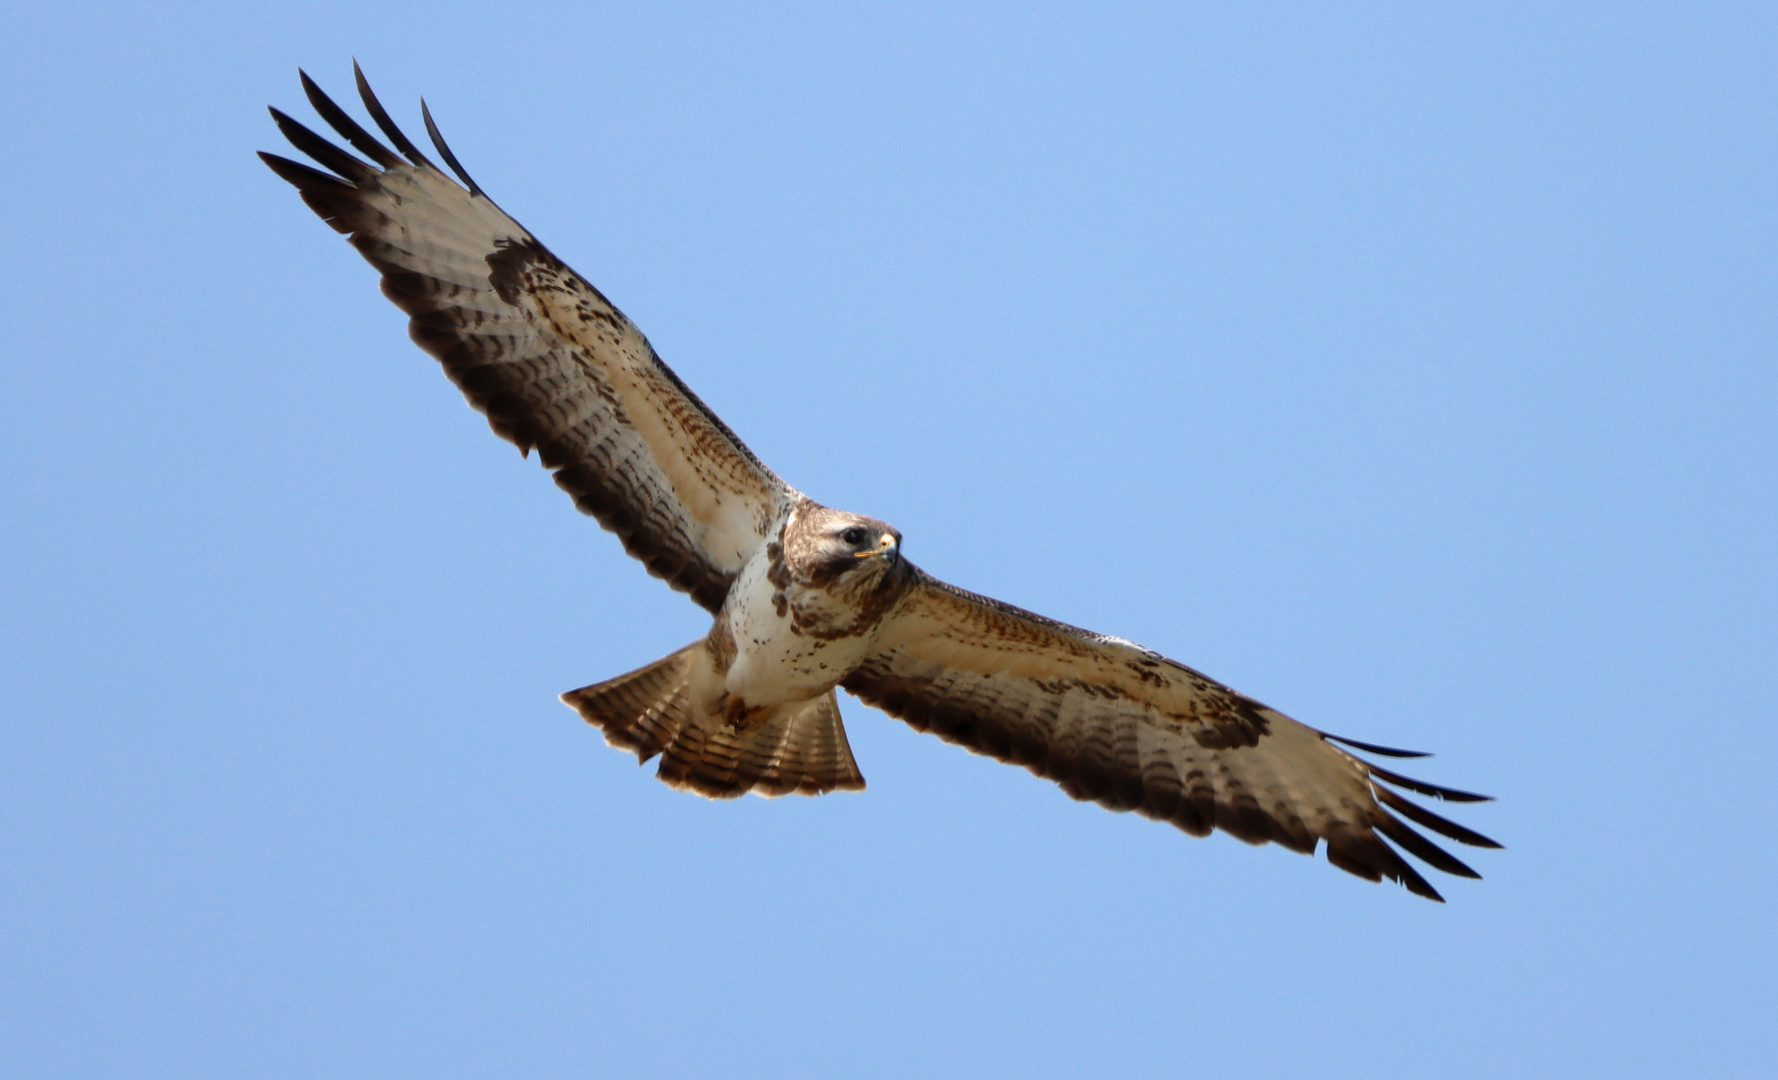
[842,570,1499,900]
[261,67,794,612]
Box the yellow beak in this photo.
[854,535,897,558]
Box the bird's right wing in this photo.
[261,66,794,612]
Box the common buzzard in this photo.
[262,65,1499,901]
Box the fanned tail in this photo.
[658,692,864,799]
[561,644,865,799]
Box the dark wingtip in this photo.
[258,150,349,190]
[1374,811,1482,881]
[1325,829,1446,902]
[267,107,376,182]
[257,148,299,176]
[299,66,403,170]
[1322,731,1432,758]
[352,58,436,170]
[1389,854,1446,902]
[1386,849,1446,901]
[258,151,362,233]
[1374,784,1503,850]
[1366,763,1494,803]
[420,98,484,196]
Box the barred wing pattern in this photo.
[261,66,792,611]
[843,572,1500,901]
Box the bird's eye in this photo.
[841,527,866,545]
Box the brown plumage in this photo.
[263,65,1499,901]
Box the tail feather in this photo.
[561,642,865,799]
[658,692,865,799]
[560,643,698,762]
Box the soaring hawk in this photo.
[262,65,1499,901]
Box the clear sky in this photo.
[3,3,1773,1077]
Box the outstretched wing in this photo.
[843,571,1500,901]
[261,66,793,612]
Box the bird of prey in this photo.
[262,65,1499,901]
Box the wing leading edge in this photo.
[844,571,1500,901]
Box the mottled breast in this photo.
[719,501,909,706]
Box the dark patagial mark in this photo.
[486,239,559,306]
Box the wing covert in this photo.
[843,570,1500,901]
[262,66,793,611]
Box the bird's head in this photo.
[829,516,901,572]
[790,504,904,588]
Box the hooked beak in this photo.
[854,534,899,560]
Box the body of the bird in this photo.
[717,500,906,720]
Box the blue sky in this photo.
[3,3,1773,1076]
